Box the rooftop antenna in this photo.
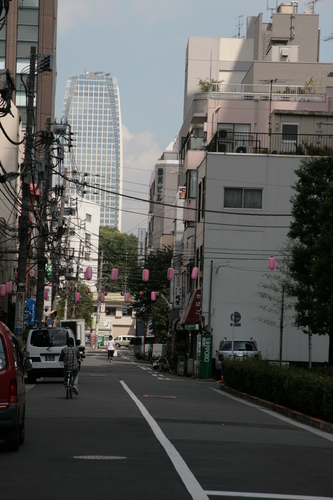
[305,0,319,14]
[237,15,243,38]
[266,0,278,17]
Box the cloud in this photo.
[121,124,161,234]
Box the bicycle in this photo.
[152,356,176,374]
[65,370,73,399]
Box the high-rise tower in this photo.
[61,72,123,229]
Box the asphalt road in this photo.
[1,349,333,500]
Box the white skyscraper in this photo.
[61,72,123,229]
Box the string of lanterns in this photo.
[40,257,275,305]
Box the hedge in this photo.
[222,360,333,423]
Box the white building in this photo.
[61,196,100,292]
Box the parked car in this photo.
[25,326,76,384]
[215,339,261,369]
[114,335,134,348]
[0,322,26,452]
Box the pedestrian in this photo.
[59,337,81,395]
[106,335,115,362]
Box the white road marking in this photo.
[205,492,333,499]
[120,380,209,500]
[209,387,333,442]
[74,455,126,460]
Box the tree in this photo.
[288,156,333,365]
[56,282,94,328]
[99,227,138,293]
[128,246,173,342]
[256,243,296,366]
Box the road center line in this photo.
[120,380,209,500]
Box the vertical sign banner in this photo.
[14,292,25,335]
[138,228,146,265]
[173,273,182,310]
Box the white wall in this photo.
[198,153,329,363]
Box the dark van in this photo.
[0,322,26,451]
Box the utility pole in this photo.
[35,117,53,325]
[94,251,103,350]
[72,239,82,318]
[14,46,36,343]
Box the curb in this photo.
[220,384,333,435]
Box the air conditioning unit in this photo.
[217,129,234,152]
[217,141,233,153]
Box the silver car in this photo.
[215,339,260,369]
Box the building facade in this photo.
[148,138,180,252]
[61,72,123,229]
[168,3,333,371]
[2,0,57,130]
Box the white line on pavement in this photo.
[120,380,209,500]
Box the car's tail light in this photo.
[9,379,17,403]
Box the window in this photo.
[282,124,298,142]
[86,213,92,223]
[224,188,262,209]
[0,337,7,371]
[186,170,197,199]
[85,233,91,245]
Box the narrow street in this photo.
[2,349,333,500]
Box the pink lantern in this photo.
[86,266,93,280]
[111,268,118,281]
[69,285,73,292]
[151,291,156,301]
[124,293,129,303]
[100,293,105,303]
[268,256,275,270]
[167,267,174,281]
[53,282,57,289]
[85,288,90,294]
[43,289,48,300]
[15,272,18,280]
[0,284,6,297]
[156,291,159,297]
[191,267,198,280]
[142,269,149,282]
[139,291,143,296]
[75,292,80,303]
[6,281,12,294]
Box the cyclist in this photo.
[59,337,81,395]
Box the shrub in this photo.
[222,360,333,422]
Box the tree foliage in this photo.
[56,282,94,328]
[99,227,138,293]
[288,156,333,364]
[128,246,173,342]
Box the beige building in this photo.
[92,293,136,344]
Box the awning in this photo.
[180,288,201,325]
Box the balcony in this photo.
[206,132,333,156]
[208,83,326,103]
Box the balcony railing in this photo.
[207,131,333,156]
[208,83,326,103]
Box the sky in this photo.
[55,0,333,235]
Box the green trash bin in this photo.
[177,356,185,376]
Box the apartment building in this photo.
[172,3,333,371]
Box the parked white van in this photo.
[25,327,76,384]
[114,335,134,348]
